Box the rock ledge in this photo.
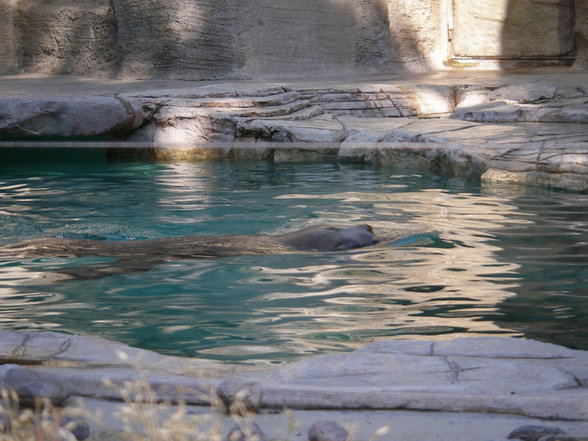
[1,71,587,192]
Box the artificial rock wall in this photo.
[0,0,585,79]
[576,0,588,69]
[0,0,444,79]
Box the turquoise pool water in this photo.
[0,151,587,363]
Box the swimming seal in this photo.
[0,224,384,280]
[278,224,380,251]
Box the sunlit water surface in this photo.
[0,156,587,364]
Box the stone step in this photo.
[222,98,312,118]
[318,104,413,118]
[306,91,411,103]
[131,87,288,101]
[197,91,301,108]
[305,90,418,118]
[152,94,313,120]
[263,105,324,121]
[451,99,588,123]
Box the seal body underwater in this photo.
[0,224,384,281]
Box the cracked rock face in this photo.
[260,337,587,395]
[1,331,588,421]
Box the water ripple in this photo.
[0,161,586,362]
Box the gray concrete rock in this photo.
[451,82,588,124]
[60,416,91,441]
[2,330,588,441]
[0,0,587,79]
[9,0,118,76]
[0,364,71,407]
[452,0,574,59]
[2,332,588,420]
[52,427,78,441]
[0,408,9,432]
[307,420,348,441]
[261,338,583,394]
[0,96,147,137]
[226,422,267,441]
[0,0,444,79]
[0,329,226,376]
[482,144,588,192]
[452,99,588,124]
[507,425,567,441]
[537,436,578,441]
[217,380,262,414]
[240,337,588,420]
[4,0,585,79]
[0,72,587,191]
[338,130,382,162]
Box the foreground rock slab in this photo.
[1,332,588,419]
[2,331,588,440]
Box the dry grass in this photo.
[110,376,225,441]
[0,368,277,441]
[1,355,392,441]
[0,388,87,441]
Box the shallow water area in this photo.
[0,149,587,364]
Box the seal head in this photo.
[278,224,380,252]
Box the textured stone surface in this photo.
[0,72,587,192]
[0,0,446,79]
[0,329,233,378]
[507,425,567,441]
[2,331,588,440]
[0,408,9,432]
[577,0,588,68]
[112,0,237,79]
[226,422,267,441]
[451,82,588,124]
[480,144,588,191]
[2,331,588,422]
[13,0,118,76]
[60,416,91,441]
[0,0,20,75]
[452,0,575,58]
[0,96,147,137]
[73,397,588,441]
[0,364,71,407]
[307,420,349,441]
[1,0,586,79]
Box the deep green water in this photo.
[0,151,587,363]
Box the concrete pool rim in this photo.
[1,330,588,441]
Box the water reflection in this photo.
[0,162,586,363]
[484,184,588,349]
[249,188,526,356]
